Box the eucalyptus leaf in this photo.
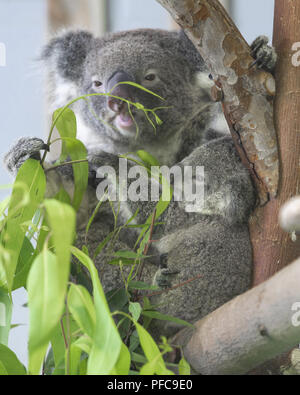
[27,249,65,374]
[142,310,194,328]
[44,199,76,289]
[0,290,12,346]
[53,107,77,162]
[129,302,142,321]
[68,284,96,338]
[4,160,46,290]
[109,342,130,375]
[59,137,88,211]
[0,344,26,375]
[133,319,173,375]
[71,247,122,375]
[12,237,35,291]
[178,357,191,375]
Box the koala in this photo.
[4,29,276,340]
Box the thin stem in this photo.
[45,159,88,173]
[60,319,68,349]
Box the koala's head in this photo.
[42,29,214,158]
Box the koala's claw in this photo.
[159,253,168,268]
[250,35,277,73]
[4,137,48,176]
[154,267,180,288]
[153,254,180,288]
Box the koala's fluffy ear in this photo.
[42,30,94,82]
[178,30,206,72]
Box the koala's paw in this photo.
[152,254,180,288]
[250,35,277,73]
[4,137,49,176]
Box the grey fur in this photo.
[4,29,275,340]
[250,35,277,72]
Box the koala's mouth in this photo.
[116,111,135,130]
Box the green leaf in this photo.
[129,302,142,321]
[106,288,129,312]
[128,281,159,291]
[115,311,172,375]
[50,312,79,371]
[71,247,122,375]
[59,137,88,211]
[72,335,92,355]
[53,107,77,161]
[44,199,76,290]
[0,196,10,219]
[27,249,65,374]
[136,150,160,167]
[178,357,191,375]
[142,310,194,328]
[134,320,173,375]
[54,107,77,137]
[108,258,136,266]
[129,330,140,352]
[68,284,96,338]
[3,160,46,290]
[0,290,12,346]
[0,344,26,375]
[79,358,88,375]
[68,342,82,376]
[0,246,10,291]
[12,237,35,291]
[54,187,72,205]
[0,360,8,375]
[52,359,65,376]
[109,342,130,375]
[131,352,147,364]
[140,357,161,375]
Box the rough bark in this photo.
[171,257,300,375]
[250,0,300,285]
[156,0,279,204]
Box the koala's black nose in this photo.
[107,70,135,113]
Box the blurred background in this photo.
[0,0,275,366]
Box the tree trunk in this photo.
[251,0,300,286]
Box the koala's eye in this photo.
[93,80,103,88]
[144,73,156,82]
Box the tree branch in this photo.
[156,0,279,203]
[171,257,300,375]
